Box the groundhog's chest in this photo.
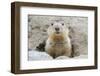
[49,41,69,51]
[49,35,69,49]
[45,34,72,58]
[46,40,70,58]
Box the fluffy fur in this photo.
[45,20,72,58]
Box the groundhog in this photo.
[45,20,72,58]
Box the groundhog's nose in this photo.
[55,27,59,31]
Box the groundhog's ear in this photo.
[51,23,53,26]
[61,23,64,26]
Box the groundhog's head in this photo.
[47,20,69,37]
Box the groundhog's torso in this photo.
[45,20,72,58]
[45,34,72,58]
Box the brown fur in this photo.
[45,21,72,58]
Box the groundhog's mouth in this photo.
[55,31,60,34]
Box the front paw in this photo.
[55,56,70,60]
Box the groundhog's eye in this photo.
[62,23,64,26]
[51,23,53,26]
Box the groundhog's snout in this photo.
[55,27,59,31]
[55,27,60,34]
